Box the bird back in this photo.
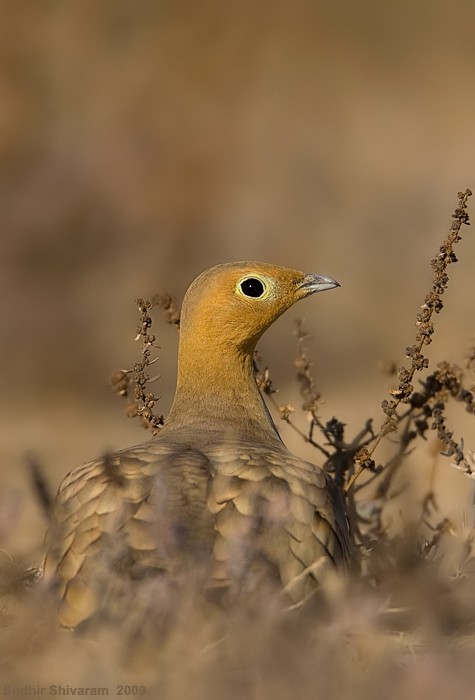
[44,428,349,627]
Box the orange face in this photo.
[179,261,339,352]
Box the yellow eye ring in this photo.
[236,274,274,300]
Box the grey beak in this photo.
[298,273,340,295]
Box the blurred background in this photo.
[1,0,474,558]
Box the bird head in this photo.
[179,262,339,353]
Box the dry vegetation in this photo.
[1,192,472,699]
[1,2,475,697]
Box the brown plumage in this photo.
[43,262,350,627]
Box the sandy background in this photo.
[1,0,474,560]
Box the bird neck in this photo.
[165,336,282,445]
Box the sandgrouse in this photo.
[44,262,350,627]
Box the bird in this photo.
[43,261,350,628]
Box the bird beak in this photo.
[298,273,340,297]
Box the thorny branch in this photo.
[346,189,473,492]
[110,295,181,435]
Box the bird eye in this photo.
[239,277,265,298]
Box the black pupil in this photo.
[240,278,264,298]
